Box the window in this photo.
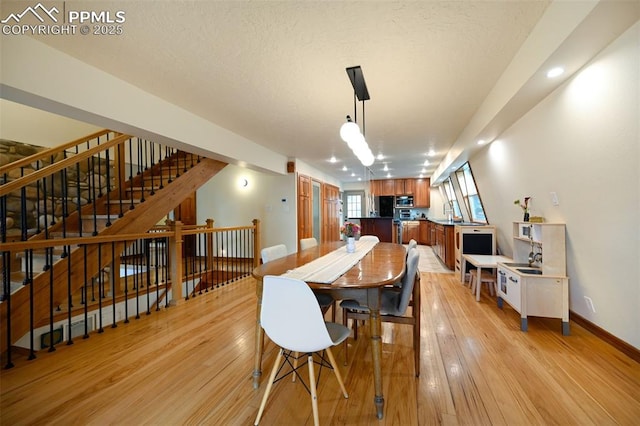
[455,162,487,223]
[443,178,462,218]
[346,193,363,219]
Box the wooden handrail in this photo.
[0,133,131,197]
[0,129,114,175]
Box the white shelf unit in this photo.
[497,222,569,335]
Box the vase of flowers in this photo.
[341,221,360,253]
[514,197,531,222]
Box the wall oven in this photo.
[395,195,414,208]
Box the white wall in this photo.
[197,165,298,255]
[470,23,639,348]
[0,99,101,146]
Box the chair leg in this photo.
[342,308,349,366]
[307,355,320,426]
[325,347,349,398]
[254,348,283,425]
[292,351,298,382]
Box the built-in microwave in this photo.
[396,195,414,207]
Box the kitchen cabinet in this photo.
[414,178,430,207]
[497,222,569,335]
[433,223,454,270]
[401,221,420,244]
[360,218,394,243]
[419,221,430,245]
[394,179,414,195]
[370,179,395,196]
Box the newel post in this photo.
[168,220,184,303]
[253,219,261,268]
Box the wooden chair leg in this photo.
[292,351,298,382]
[326,347,349,398]
[308,355,320,426]
[254,348,283,425]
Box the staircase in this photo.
[1,132,228,356]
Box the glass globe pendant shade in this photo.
[340,120,360,143]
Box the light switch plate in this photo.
[550,192,559,206]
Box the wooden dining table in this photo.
[251,241,407,420]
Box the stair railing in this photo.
[1,218,260,368]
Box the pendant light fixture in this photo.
[340,66,375,167]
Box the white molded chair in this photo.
[300,237,318,250]
[340,247,421,377]
[260,244,288,264]
[358,235,380,242]
[254,276,349,426]
[406,238,418,253]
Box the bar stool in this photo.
[469,269,497,297]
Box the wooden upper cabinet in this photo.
[414,178,431,207]
[371,179,395,196]
[393,179,415,195]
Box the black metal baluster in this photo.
[75,153,83,237]
[139,140,146,203]
[149,142,155,196]
[117,143,124,217]
[123,242,130,324]
[135,240,140,319]
[111,242,118,328]
[47,246,56,352]
[158,144,164,190]
[66,246,74,346]
[128,139,135,210]
[83,245,89,339]
[105,146,112,226]
[145,239,151,315]
[97,245,103,333]
[2,250,13,368]
[60,167,68,256]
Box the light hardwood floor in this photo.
[2,270,639,425]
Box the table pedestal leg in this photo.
[252,282,264,389]
[369,307,384,419]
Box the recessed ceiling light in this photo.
[547,67,564,78]
[383,164,389,171]
[342,165,347,171]
[386,173,391,178]
[357,177,362,181]
[428,149,436,157]
[421,168,426,173]
[423,159,429,166]
[377,153,384,160]
[330,156,337,163]
[351,172,355,177]
[477,139,486,145]
[419,174,424,178]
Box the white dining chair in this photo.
[254,275,349,426]
[300,237,318,250]
[358,235,380,242]
[260,244,287,264]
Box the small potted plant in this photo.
[514,197,531,222]
[341,221,360,253]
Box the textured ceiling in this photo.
[19,1,553,182]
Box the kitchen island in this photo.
[356,217,395,243]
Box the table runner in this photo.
[283,240,378,283]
